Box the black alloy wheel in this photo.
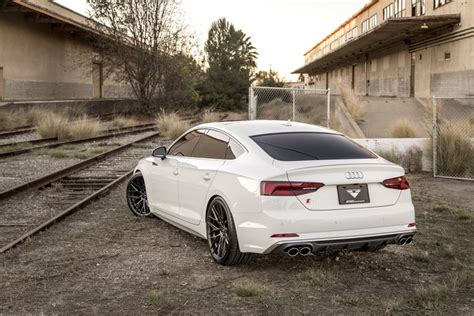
[126,172,151,217]
[206,197,250,265]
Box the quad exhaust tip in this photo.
[287,247,300,257]
[398,236,413,246]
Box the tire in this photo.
[206,196,250,266]
[126,172,152,217]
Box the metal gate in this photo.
[249,86,331,128]
[432,96,474,181]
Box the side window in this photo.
[225,139,245,160]
[191,130,229,159]
[168,130,203,157]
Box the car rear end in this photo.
[235,131,416,255]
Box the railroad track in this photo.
[0,123,157,158]
[0,131,163,253]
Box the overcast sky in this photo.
[56,0,368,81]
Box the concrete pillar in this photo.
[92,62,103,99]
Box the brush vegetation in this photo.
[234,281,265,297]
[339,83,364,123]
[429,120,474,177]
[297,266,338,287]
[111,116,138,129]
[156,112,190,139]
[390,119,417,138]
[36,113,101,141]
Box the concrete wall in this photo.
[0,11,133,101]
[303,0,474,98]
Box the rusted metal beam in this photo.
[0,131,159,200]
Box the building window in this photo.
[352,26,358,38]
[412,0,426,16]
[434,0,453,9]
[369,14,377,29]
[394,0,406,17]
[444,52,451,60]
[383,4,394,20]
[419,54,423,60]
[361,19,368,33]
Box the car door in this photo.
[177,129,229,225]
[147,130,202,219]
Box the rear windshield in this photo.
[251,132,376,161]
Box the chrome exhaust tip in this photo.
[299,246,312,256]
[287,247,300,257]
[398,237,407,245]
[405,236,413,245]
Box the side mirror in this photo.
[152,146,167,160]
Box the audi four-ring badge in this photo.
[126,120,416,265]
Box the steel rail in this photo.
[0,123,156,150]
[0,170,133,254]
[0,125,157,158]
[0,131,159,200]
[0,126,36,137]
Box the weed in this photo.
[36,112,70,139]
[158,269,171,276]
[146,289,175,307]
[390,119,417,138]
[156,112,190,139]
[433,205,450,213]
[412,271,470,310]
[411,250,431,263]
[112,116,137,128]
[89,147,108,155]
[234,281,265,297]
[297,266,338,287]
[64,116,101,141]
[201,109,221,123]
[339,83,364,123]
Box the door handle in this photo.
[173,169,179,176]
[203,173,211,181]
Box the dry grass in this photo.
[36,113,101,141]
[224,111,247,121]
[146,289,176,307]
[258,95,326,124]
[339,83,364,123]
[111,116,138,129]
[234,281,265,297]
[429,121,474,177]
[297,266,338,287]
[65,116,101,140]
[201,109,221,123]
[36,112,70,139]
[0,111,28,131]
[390,119,417,138]
[156,112,190,139]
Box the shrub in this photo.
[390,119,417,138]
[63,116,101,140]
[224,111,247,121]
[156,112,190,139]
[36,112,70,139]
[429,121,474,177]
[376,146,423,173]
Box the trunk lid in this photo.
[281,160,404,211]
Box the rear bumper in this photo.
[264,231,416,254]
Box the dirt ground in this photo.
[0,174,472,314]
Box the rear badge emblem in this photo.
[345,171,364,180]
[346,188,361,198]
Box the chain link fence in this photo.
[432,96,474,181]
[249,87,331,127]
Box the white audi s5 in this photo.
[127,120,416,265]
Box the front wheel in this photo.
[126,172,152,217]
[206,197,250,266]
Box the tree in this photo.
[255,70,285,87]
[200,18,258,110]
[87,0,196,113]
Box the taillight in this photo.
[382,176,410,190]
[261,181,324,196]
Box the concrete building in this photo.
[294,0,473,98]
[0,0,132,101]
